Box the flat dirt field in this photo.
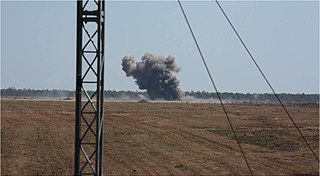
[1,100,319,175]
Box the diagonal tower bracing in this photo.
[75,0,105,175]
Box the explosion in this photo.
[121,53,184,100]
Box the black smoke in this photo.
[121,53,184,100]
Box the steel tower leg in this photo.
[75,0,105,175]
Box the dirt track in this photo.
[1,100,319,175]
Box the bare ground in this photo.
[1,100,319,175]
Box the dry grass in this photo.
[1,100,319,175]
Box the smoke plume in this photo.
[121,53,184,100]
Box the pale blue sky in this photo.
[1,1,319,93]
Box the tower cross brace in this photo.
[75,0,105,175]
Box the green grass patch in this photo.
[306,135,319,142]
[207,129,298,151]
[174,163,184,168]
[291,172,319,176]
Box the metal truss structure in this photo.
[75,0,105,175]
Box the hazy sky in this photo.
[1,1,319,93]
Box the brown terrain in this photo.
[1,99,319,175]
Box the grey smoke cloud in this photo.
[121,53,184,100]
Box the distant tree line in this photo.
[0,87,148,100]
[1,87,319,103]
[184,91,319,103]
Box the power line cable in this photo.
[177,1,254,175]
[214,0,319,162]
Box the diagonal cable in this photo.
[80,149,97,173]
[94,0,99,6]
[82,88,98,112]
[80,113,97,140]
[177,1,254,175]
[82,53,98,78]
[214,0,319,162]
[80,146,96,173]
[83,26,99,51]
[82,0,89,11]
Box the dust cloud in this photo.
[121,53,184,100]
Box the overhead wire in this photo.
[177,1,254,175]
[214,0,319,162]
